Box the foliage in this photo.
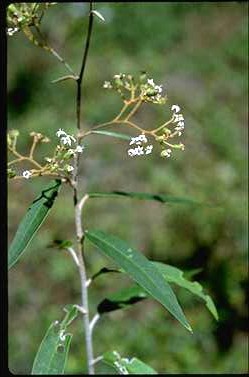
[8,2,248,375]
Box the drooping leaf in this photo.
[8,180,61,270]
[85,230,192,332]
[87,191,201,206]
[31,304,78,374]
[153,262,218,320]
[96,262,217,320]
[97,285,146,314]
[90,130,131,140]
[102,351,157,374]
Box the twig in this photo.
[34,25,76,76]
[125,99,142,120]
[151,115,175,134]
[66,247,80,267]
[29,137,37,159]
[89,313,100,334]
[91,356,103,366]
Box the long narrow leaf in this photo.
[87,191,200,205]
[153,262,218,320]
[8,180,61,270]
[31,305,77,374]
[96,263,218,320]
[102,351,157,374]
[85,230,192,332]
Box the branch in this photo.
[73,2,95,374]
[66,247,80,267]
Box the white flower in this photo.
[128,148,136,157]
[45,157,52,163]
[171,104,181,113]
[161,149,172,158]
[138,134,147,143]
[75,145,84,153]
[129,134,147,145]
[173,114,184,123]
[175,121,185,131]
[147,78,155,86]
[129,137,139,145]
[155,85,163,93]
[147,79,163,93]
[145,145,153,154]
[66,165,74,172]
[127,146,144,157]
[7,27,19,36]
[134,146,144,155]
[61,135,73,146]
[23,170,32,179]
[103,81,112,88]
[56,128,67,137]
[114,73,124,79]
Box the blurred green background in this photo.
[8,2,248,374]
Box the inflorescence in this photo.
[102,72,186,159]
[7,128,84,181]
[7,72,186,182]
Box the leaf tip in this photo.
[187,324,193,333]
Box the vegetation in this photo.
[8,2,248,374]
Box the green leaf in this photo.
[85,230,192,332]
[97,263,217,320]
[31,304,78,374]
[102,351,157,374]
[87,190,200,206]
[153,262,218,320]
[97,285,147,314]
[90,130,131,140]
[60,304,79,328]
[101,264,217,320]
[8,180,61,270]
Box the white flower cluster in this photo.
[56,129,76,147]
[171,104,185,136]
[103,73,133,91]
[103,80,112,89]
[147,78,163,94]
[55,129,85,173]
[127,134,153,157]
[141,78,165,103]
[56,129,84,153]
[7,27,19,36]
